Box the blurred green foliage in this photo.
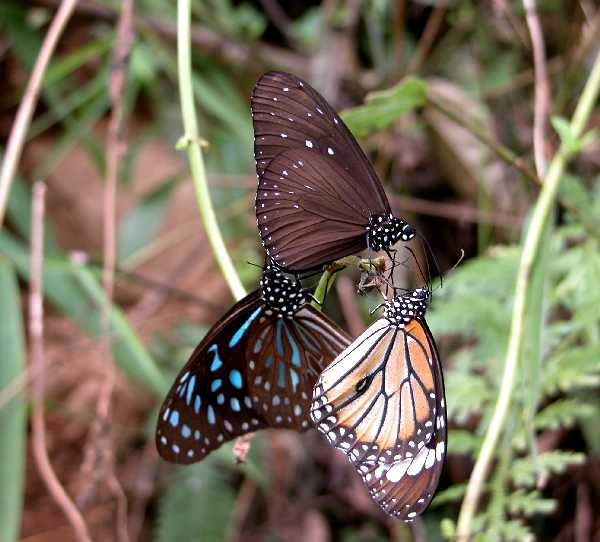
[0,0,598,541]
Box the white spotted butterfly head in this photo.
[384,286,430,326]
[367,213,415,251]
[259,263,307,318]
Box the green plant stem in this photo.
[311,268,334,310]
[176,0,245,301]
[456,51,600,541]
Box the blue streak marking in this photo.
[277,362,286,389]
[253,338,263,353]
[290,368,299,392]
[179,371,190,383]
[283,324,301,367]
[229,307,262,348]
[230,397,241,412]
[229,370,243,389]
[217,393,225,405]
[208,344,223,372]
[207,405,216,425]
[194,395,201,414]
[181,425,191,438]
[265,355,274,368]
[169,410,179,427]
[211,379,222,392]
[194,430,201,440]
[275,320,284,356]
[186,375,196,405]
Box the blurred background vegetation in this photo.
[0,1,599,541]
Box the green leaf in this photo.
[0,259,26,542]
[511,451,585,488]
[155,457,236,542]
[117,176,181,263]
[542,346,600,394]
[341,77,428,138]
[447,429,482,456]
[430,484,467,507]
[534,398,594,430]
[551,116,580,156]
[506,489,556,516]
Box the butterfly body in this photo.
[252,72,415,272]
[156,264,351,464]
[311,287,446,520]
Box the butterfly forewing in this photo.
[252,71,395,271]
[256,149,371,269]
[247,306,351,431]
[156,291,269,464]
[252,72,390,210]
[359,322,447,521]
[311,317,438,465]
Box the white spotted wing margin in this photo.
[358,321,447,522]
[310,314,439,465]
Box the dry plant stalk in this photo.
[0,0,79,226]
[523,0,551,177]
[30,182,92,542]
[77,2,134,541]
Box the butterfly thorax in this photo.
[383,287,429,326]
[366,214,415,251]
[260,265,307,318]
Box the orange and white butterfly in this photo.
[310,287,446,520]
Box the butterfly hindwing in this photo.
[311,317,438,465]
[247,305,352,431]
[358,321,447,521]
[156,291,269,464]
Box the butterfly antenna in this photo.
[416,231,442,289]
[246,260,266,271]
[403,245,430,291]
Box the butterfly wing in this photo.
[256,149,371,270]
[247,305,352,430]
[252,71,392,271]
[156,291,269,464]
[358,321,446,521]
[252,72,390,209]
[311,317,438,464]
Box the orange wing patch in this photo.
[311,318,438,465]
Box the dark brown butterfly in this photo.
[252,71,415,272]
[156,263,351,464]
[311,287,446,520]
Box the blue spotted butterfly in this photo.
[156,263,351,464]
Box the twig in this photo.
[258,0,297,49]
[226,477,256,542]
[0,0,78,227]
[406,2,446,74]
[523,0,551,177]
[390,194,523,230]
[77,3,134,540]
[177,0,246,301]
[428,95,541,185]
[456,51,600,541]
[29,182,92,542]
